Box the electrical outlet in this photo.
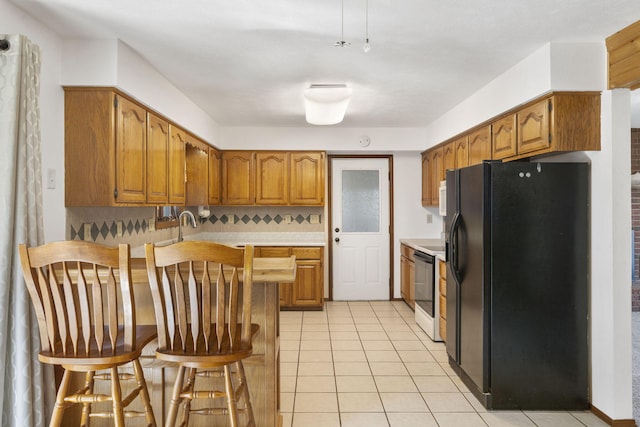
[284,214,292,224]
[427,213,433,224]
[148,217,155,232]
[83,223,92,241]
[309,214,320,224]
[117,220,124,236]
[227,214,235,224]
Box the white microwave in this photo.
[438,180,446,216]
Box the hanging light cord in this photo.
[335,0,350,47]
[363,0,371,52]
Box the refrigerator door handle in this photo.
[448,210,463,287]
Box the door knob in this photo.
[335,237,340,243]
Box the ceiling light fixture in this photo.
[304,84,352,125]
[335,0,350,47]
[363,0,370,53]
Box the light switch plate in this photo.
[283,214,292,224]
[148,218,155,232]
[83,223,92,241]
[227,214,235,224]
[117,220,124,236]
[310,214,320,224]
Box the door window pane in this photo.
[342,170,379,232]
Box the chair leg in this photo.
[132,359,157,427]
[224,364,239,427]
[180,368,197,427]
[235,361,255,427]
[166,365,186,427]
[79,371,95,427]
[110,367,125,427]
[49,369,72,427]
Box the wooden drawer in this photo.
[439,294,447,319]
[438,259,446,278]
[257,247,291,257]
[439,317,446,342]
[292,247,322,260]
[401,244,415,260]
[439,278,446,297]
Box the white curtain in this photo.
[0,34,54,427]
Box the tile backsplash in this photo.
[67,206,325,247]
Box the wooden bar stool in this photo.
[18,241,157,427]
[144,241,257,427]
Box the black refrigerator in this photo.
[445,161,589,410]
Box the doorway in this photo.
[329,156,393,301]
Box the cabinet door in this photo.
[256,152,289,205]
[492,115,517,160]
[208,148,221,205]
[146,113,169,204]
[289,152,325,205]
[430,148,444,206]
[185,138,209,206]
[222,151,255,205]
[292,260,323,307]
[468,125,491,166]
[454,136,469,169]
[421,152,431,207]
[443,142,455,173]
[517,99,550,155]
[256,247,293,307]
[115,95,147,203]
[168,125,186,205]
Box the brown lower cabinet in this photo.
[400,244,415,309]
[256,246,324,309]
[438,258,447,342]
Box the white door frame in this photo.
[328,155,394,300]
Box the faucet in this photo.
[178,210,197,242]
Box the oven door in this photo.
[414,250,435,317]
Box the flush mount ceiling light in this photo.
[304,84,352,125]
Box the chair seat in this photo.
[156,323,259,368]
[39,325,157,370]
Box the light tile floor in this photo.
[280,301,609,427]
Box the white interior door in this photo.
[331,158,390,300]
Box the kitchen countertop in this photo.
[400,238,446,256]
[131,231,326,257]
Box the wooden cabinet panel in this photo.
[400,244,415,310]
[208,148,221,205]
[115,95,147,203]
[168,125,186,205]
[65,88,116,206]
[430,147,444,206]
[421,152,431,207]
[185,139,209,206]
[517,99,550,155]
[146,113,169,204]
[438,258,447,342]
[491,114,517,160]
[289,152,325,205]
[468,125,491,166]
[256,152,289,205]
[443,142,455,173]
[222,151,255,205]
[454,136,469,169]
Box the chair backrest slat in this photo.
[145,241,254,356]
[62,263,79,354]
[18,241,136,358]
[75,262,92,354]
[201,265,211,352]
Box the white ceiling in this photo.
[11,0,640,127]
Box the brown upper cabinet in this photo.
[454,136,469,169]
[493,92,600,161]
[65,88,148,206]
[222,151,255,205]
[208,148,222,205]
[289,152,325,206]
[468,125,491,166]
[168,125,187,205]
[256,152,289,205]
[185,137,209,206]
[421,151,431,206]
[146,113,170,204]
[423,147,444,207]
[222,151,325,206]
[443,142,456,173]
